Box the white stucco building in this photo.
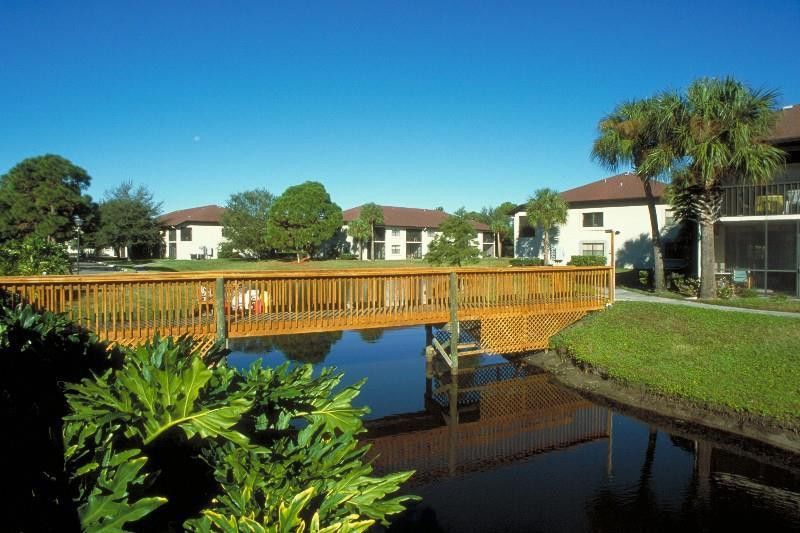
[342,205,492,260]
[158,205,226,260]
[513,173,683,269]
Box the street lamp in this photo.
[605,229,620,300]
[74,215,83,275]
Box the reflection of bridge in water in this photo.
[364,354,613,481]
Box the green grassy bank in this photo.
[551,301,800,429]
[106,257,513,272]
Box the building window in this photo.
[391,228,400,237]
[518,216,535,238]
[582,212,603,228]
[406,229,422,243]
[181,227,193,241]
[391,244,401,255]
[168,228,177,241]
[374,227,386,242]
[406,243,422,259]
[665,209,676,227]
[581,242,605,256]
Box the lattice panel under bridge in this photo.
[105,333,219,358]
[463,311,587,354]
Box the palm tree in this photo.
[592,97,677,291]
[359,203,384,261]
[525,189,568,265]
[346,218,370,260]
[664,78,785,298]
[481,202,515,258]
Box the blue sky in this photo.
[1,1,798,214]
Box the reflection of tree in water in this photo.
[228,332,343,364]
[587,427,694,531]
[271,331,343,364]
[358,328,385,343]
[228,336,276,354]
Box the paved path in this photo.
[73,261,123,275]
[615,288,800,318]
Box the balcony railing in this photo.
[721,181,800,217]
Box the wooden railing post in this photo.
[448,271,459,371]
[215,277,227,342]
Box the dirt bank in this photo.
[526,350,800,465]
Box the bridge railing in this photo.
[0,266,612,342]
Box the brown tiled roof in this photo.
[343,205,491,231]
[560,173,667,204]
[766,105,800,144]
[158,205,225,226]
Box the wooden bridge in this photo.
[0,266,612,355]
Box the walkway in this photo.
[615,288,800,319]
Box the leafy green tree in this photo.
[425,208,480,266]
[0,154,95,244]
[358,203,384,261]
[525,189,568,265]
[660,78,785,298]
[63,335,416,530]
[0,235,72,275]
[95,181,162,259]
[266,182,343,262]
[347,217,371,260]
[220,188,274,258]
[592,97,677,289]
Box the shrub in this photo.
[509,258,544,267]
[568,255,607,267]
[64,336,416,531]
[638,269,651,288]
[338,252,358,260]
[0,235,71,275]
[736,287,759,298]
[0,292,117,531]
[669,273,700,297]
[716,277,734,299]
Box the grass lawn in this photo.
[700,296,800,313]
[122,257,513,272]
[551,301,800,428]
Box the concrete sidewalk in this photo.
[615,288,800,318]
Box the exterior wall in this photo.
[514,202,672,268]
[162,222,225,260]
[343,225,486,260]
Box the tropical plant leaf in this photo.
[77,449,166,532]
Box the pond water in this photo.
[228,327,800,532]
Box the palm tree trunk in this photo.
[643,180,665,291]
[496,232,501,258]
[370,224,375,261]
[543,231,550,265]
[697,188,722,299]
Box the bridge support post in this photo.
[214,277,227,343]
[448,272,459,372]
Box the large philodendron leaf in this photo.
[67,336,254,448]
[300,380,369,436]
[78,448,167,533]
[186,487,375,533]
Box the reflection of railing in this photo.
[721,181,800,217]
[0,267,611,351]
[364,361,611,480]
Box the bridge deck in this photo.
[0,266,612,353]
